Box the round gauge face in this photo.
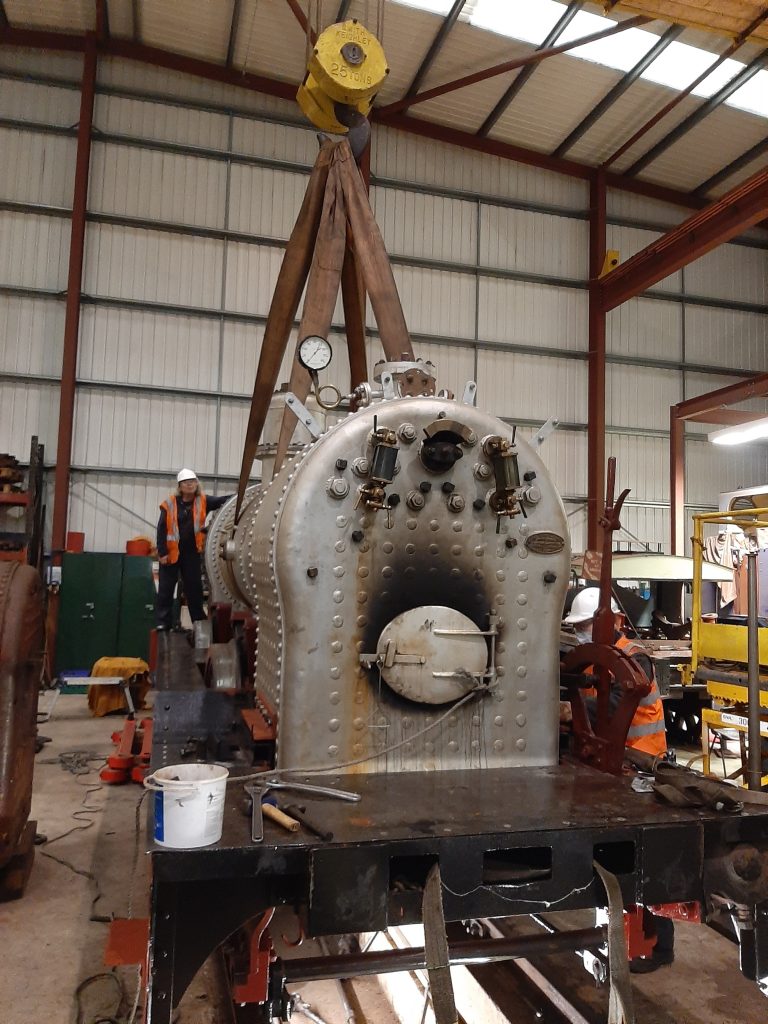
[298,336,333,372]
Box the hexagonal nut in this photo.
[523,485,542,505]
[447,493,465,512]
[398,422,417,443]
[326,477,350,499]
[406,489,426,511]
[352,457,370,478]
[473,462,492,480]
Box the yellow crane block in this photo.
[297,19,389,135]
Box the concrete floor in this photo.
[1,694,766,1024]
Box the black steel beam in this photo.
[405,0,467,98]
[694,134,768,196]
[625,48,768,176]
[226,0,241,68]
[552,24,683,158]
[477,0,584,138]
[335,0,352,21]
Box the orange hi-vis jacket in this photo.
[160,493,207,564]
[616,633,667,757]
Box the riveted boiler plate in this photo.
[376,606,487,705]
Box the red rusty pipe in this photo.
[51,40,97,560]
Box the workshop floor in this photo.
[1,696,765,1024]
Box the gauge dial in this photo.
[298,336,333,372]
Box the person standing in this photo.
[564,587,673,973]
[155,469,231,631]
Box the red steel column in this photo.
[670,406,685,555]
[51,40,96,557]
[587,171,606,550]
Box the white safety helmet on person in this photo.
[177,468,198,483]
[564,588,619,624]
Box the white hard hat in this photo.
[564,588,619,624]
[177,468,198,483]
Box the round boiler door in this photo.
[376,606,488,705]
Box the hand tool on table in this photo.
[283,804,334,842]
[260,778,361,802]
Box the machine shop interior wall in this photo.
[1,46,768,554]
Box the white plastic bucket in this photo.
[146,763,229,848]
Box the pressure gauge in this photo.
[298,336,333,372]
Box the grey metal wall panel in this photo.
[83,222,224,307]
[0,128,76,207]
[231,115,318,166]
[89,142,228,228]
[0,211,70,289]
[0,78,80,125]
[371,186,477,265]
[478,278,588,350]
[78,305,220,392]
[606,296,681,361]
[94,92,230,149]
[684,305,768,372]
[477,351,588,424]
[685,243,768,306]
[607,363,681,430]
[0,294,64,376]
[0,380,59,457]
[480,206,588,280]
[606,224,681,293]
[228,164,306,239]
[606,432,668,504]
[388,265,475,338]
[71,389,218,475]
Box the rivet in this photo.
[453,521,463,532]
[451,544,462,555]
[518,547,528,559]
[495,594,505,604]
[471,739,480,750]
[516,666,527,677]
[517,641,527,653]
[517,618,527,629]
[353,743,363,754]
[474,569,484,580]
[406,542,416,554]
[336,515,347,527]
[358,566,369,577]
[332,615,343,627]
[330,666,341,679]
[381,566,393,577]
[474,545,484,556]
[516,738,527,751]
[448,740,458,752]
[496,666,506,677]
[333,565,344,577]
[404,566,415,577]
[497,642,506,653]
[516,714,527,727]
[517,570,528,582]
[449,715,458,725]
[331,640,342,653]
[333,589,344,603]
[424,741,434,753]
[519,524,529,535]
[328,745,339,756]
[335,540,346,552]
[496,570,505,581]
[357,615,367,626]
[356,640,365,652]
[451,567,461,577]
[383,541,394,553]
[517,594,528,605]
[518,690,528,701]
[402,716,411,727]
[429,543,439,554]
[493,739,504,751]
[353,717,365,730]
[494,715,503,726]
[429,519,440,531]
[360,541,370,552]
[407,518,418,530]
[329,718,340,732]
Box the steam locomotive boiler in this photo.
[146,360,768,1024]
[210,364,569,775]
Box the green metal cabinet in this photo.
[56,553,155,673]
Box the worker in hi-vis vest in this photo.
[564,587,673,973]
[155,469,231,631]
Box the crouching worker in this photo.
[564,587,674,973]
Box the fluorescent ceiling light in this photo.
[709,417,768,446]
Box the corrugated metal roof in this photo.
[1,1,767,201]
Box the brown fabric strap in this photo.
[341,228,368,393]
[336,140,414,360]
[273,151,348,476]
[234,139,333,521]
[422,863,458,1024]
